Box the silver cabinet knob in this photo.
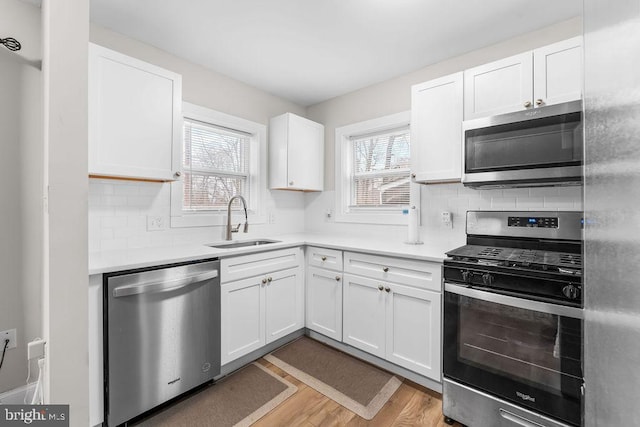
[174,171,182,178]
[385,286,391,293]
[289,181,294,186]
[524,101,532,108]
[382,267,389,273]
[267,276,273,282]
[321,256,327,261]
[535,99,544,106]
[378,285,384,291]
[411,173,416,179]
[335,276,341,281]
[261,278,267,284]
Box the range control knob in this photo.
[461,270,471,283]
[482,273,494,286]
[562,284,581,300]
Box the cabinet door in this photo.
[464,52,533,119]
[534,36,583,107]
[287,114,324,191]
[220,276,265,365]
[385,283,441,380]
[342,274,386,358]
[411,73,463,183]
[88,43,182,181]
[306,267,343,341]
[265,267,304,344]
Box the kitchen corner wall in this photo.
[306,185,583,254]
[88,25,308,251]
[305,17,583,250]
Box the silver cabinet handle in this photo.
[535,99,544,106]
[321,256,327,261]
[113,270,218,297]
[261,278,267,284]
[289,181,294,186]
[524,101,532,108]
[267,276,273,282]
[377,285,384,291]
[385,286,391,293]
[382,267,389,273]
[174,171,182,178]
[335,276,341,281]
[411,173,416,179]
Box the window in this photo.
[171,103,266,228]
[351,127,410,207]
[182,119,250,210]
[335,111,414,224]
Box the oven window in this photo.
[443,291,582,426]
[465,112,582,172]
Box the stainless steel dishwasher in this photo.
[104,259,220,426]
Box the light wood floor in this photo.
[253,358,464,427]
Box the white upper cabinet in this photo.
[89,43,183,181]
[464,52,533,119]
[533,36,583,107]
[411,72,464,183]
[464,37,583,119]
[269,113,324,191]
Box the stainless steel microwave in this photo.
[462,100,583,189]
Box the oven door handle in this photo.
[444,282,584,319]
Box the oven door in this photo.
[443,282,583,427]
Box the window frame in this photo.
[335,111,414,225]
[170,102,266,228]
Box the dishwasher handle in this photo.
[113,270,218,298]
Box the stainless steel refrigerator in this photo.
[584,0,640,424]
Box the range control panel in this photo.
[508,216,559,228]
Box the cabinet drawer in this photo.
[306,246,343,271]
[343,251,441,292]
[221,247,302,283]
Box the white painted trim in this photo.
[334,111,412,225]
[170,102,267,228]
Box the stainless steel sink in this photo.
[206,239,281,249]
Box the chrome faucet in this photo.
[225,195,249,240]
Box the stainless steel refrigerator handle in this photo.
[444,282,584,319]
[498,409,545,427]
[113,270,219,298]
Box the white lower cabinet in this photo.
[220,248,304,365]
[385,282,441,380]
[306,266,343,341]
[343,272,442,381]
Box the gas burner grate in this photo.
[559,254,582,266]
[477,247,504,257]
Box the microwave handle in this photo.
[444,282,583,319]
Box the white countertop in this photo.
[89,232,449,275]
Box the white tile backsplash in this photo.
[89,179,306,251]
[304,183,584,254]
[90,178,583,253]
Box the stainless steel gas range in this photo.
[442,211,583,427]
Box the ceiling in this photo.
[89,0,582,107]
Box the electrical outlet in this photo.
[0,329,17,349]
[441,211,453,228]
[147,215,166,231]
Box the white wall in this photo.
[42,0,89,425]
[305,17,583,251]
[0,0,42,395]
[87,26,309,251]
